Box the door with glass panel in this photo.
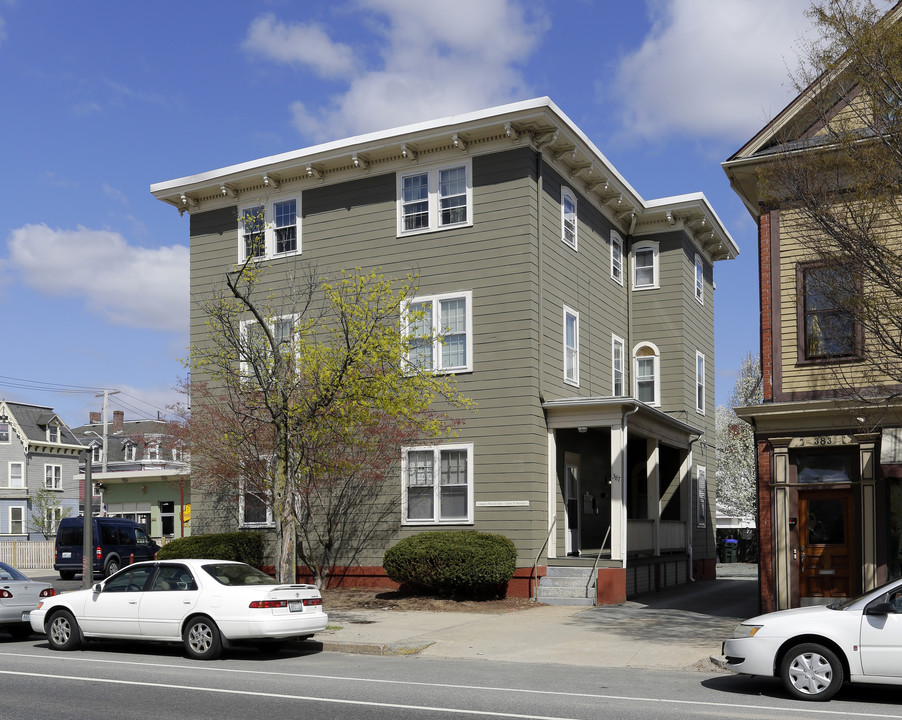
[799,490,854,601]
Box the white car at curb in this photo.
[30,558,327,660]
[722,578,902,700]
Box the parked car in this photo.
[53,517,160,580]
[0,561,55,639]
[722,578,902,700]
[31,559,328,660]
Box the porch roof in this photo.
[542,397,703,450]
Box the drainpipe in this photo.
[686,434,702,582]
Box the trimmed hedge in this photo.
[156,532,265,567]
[383,530,517,596]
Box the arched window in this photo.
[633,343,660,406]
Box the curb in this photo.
[321,640,433,656]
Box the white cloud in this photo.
[613,0,816,142]
[4,224,188,334]
[243,13,358,79]
[273,0,548,140]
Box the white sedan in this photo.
[0,561,55,639]
[30,559,328,660]
[722,578,902,700]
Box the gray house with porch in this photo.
[152,98,737,604]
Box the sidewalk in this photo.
[319,564,759,670]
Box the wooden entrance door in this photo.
[799,490,854,600]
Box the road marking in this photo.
[1,654,900,718]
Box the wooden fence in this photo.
[0,541,54,569]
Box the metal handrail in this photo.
[585,526,612,603]
[531,517,556,602]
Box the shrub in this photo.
[383,531,517,596]
[156,532,265,567]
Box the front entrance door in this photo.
[565,457,580,556]
[799,490,854,601]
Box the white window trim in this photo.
[401,442,474,525]
[397,159,473,237]
[563,306,579,387]
[8,506,25,535]
[6,461,24,489]
[46,507,63,536]
[44,464,62,491]
[91,442,103,464]
[611,230,624,285]
[238,477,274,528]
[124,443,136,462]
[237,192,301,262]
[0,422,10,444]
[694,253,704,304]
[612,334,625,397]
[239,314,299,377]
[561,186,578,250]
[402,291,473,374]
[633,341,661,407]
[696,351,706,415]
[47,425,59,443]
[632,241,659,290]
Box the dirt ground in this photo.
[320,587,541,614]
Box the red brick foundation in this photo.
[596,567,626,605]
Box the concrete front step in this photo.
[536,566,595,606]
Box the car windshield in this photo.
[827,577,902,610]
[0,562,28,581]
[202,563,280,586]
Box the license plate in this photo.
[288,601,303,612]
[20,611,30,622]
[62,552,71,559]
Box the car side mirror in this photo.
[866,601,895,616]
[92,583,103,594]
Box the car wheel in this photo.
[104,558,120,578]
[47,610,82,651]
[183,617,222,660]
[59,570,76,581]
[780,642,844,701]
[6,623,33,640]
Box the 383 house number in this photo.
[790,435,852,448]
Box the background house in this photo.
[153,97,737,603]
[723,4,902,612]
[71,410,191,544]
[0,401,82,540]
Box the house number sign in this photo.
[790,435,853,448]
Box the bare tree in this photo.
[760,0,902,409]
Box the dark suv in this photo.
[54,517,160,580]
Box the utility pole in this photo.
[95,389,120,475]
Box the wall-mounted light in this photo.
[578,426,588,433]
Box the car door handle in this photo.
[128,601,138,605]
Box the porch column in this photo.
[547,428,557,559]
[646,438,660,555]
[772,438,792,610]
[857,433,879,591]
[610,422,627,565]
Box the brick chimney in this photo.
[113,410,124,433]
[89,412,101,424]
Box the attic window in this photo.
[47,425,59,443]
[0,423,9,443]
[124,443,136,462]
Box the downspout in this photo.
[536,149,544,402]
[626,211,637,364]
[686,433,702,582]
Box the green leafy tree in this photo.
[29,486,72,540]
[715,353,762,519]
[183,260,473,587]
[761,0,902,411]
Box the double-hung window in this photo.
[612,335,625,396]
[633,242,659,290]
[9,507,25,535]
[564,306,579,386]
[694,254,704,304]
[398,160,472,235]
[611,231,623,284]
[124,443,136,462]
[44,464,62,491]
[239,195,300,261]
[403,444,473,524]
[561,187,577,249]
[404,292,472,373]
[91,444,103,464]
[7,462,23,489]
[145,443,160,461]
[240,315,298,378]
[634,343,660,406]
[47,425,59,443]
[0,422,9,443]
[800,263,860,361]
[696,351,705,414]
[239,460,274,527]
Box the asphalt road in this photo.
[3,632,902,719]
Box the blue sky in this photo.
[0,0,849,425]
